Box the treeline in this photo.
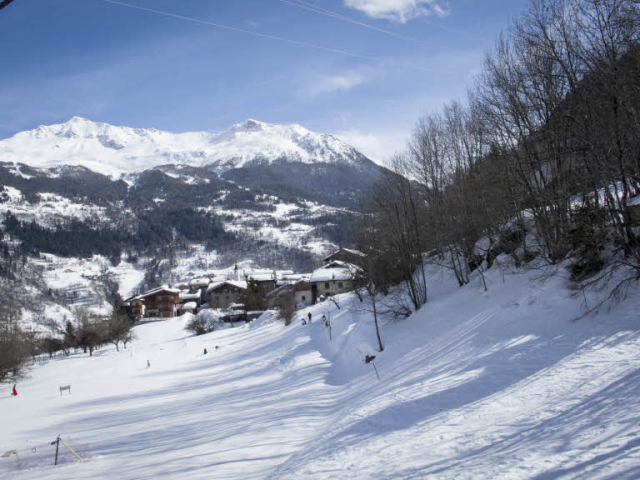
[3,205,236,263]
[0,303,135,383]
[358,0,640,313]
[4,213,126,262]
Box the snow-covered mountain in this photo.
[0,117,371,178]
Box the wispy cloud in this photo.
[303,70,369,96]
[344,0,450,23]
[336,128,407,165]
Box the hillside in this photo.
[2,258,639,479]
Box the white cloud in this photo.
[344,0,450,23]
[303,71,369,96]
[335,129,408,165]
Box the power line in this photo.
[102,0,377,61]
[279,0,433,47]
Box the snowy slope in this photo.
[0,117,369,178]
[2,259,640,479]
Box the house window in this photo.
[325,282,330,289]
[338,282,343,288]
[301,295,306,301]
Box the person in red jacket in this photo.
[11,384,17,396]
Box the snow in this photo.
[248,273,275,282]
[0,190,108,229]
[2,260,640,479]
[200,200,349,255]
[207,280,248,292]
[1,185,22,202]
[180,301,197,311]
[0,117,366,178]
[110,260,146,300]
[179,291,202,301]
[310,263,357,282]
[138,286,181,298]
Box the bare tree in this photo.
[0,0,17,11]
[106,307,135,352]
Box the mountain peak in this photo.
[230,119,268,132]
[67,115,93,124]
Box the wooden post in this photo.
[372,361,380,381]
[53,436,60,465]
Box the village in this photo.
[120,247,366,323]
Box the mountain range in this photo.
[0,116,374,178]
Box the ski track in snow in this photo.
[1,261,640,479]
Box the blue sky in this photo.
[0,0,529,162]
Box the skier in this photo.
[308,312,312,324]
[204,348,208,355]
[11,384,17,396]
[146,360,151,368]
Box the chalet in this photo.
[207,281,247,309]
[310,261,360,303]
[323,247,366,267]
[266,280,312,310]
[121,295,145,320]
[247,272,277,294]
[138,286,181,318]
[293,280,312,306]
[188,277,212,300]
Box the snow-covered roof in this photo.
[180,301,198,310]
[138,285,181,298]
[321,260,356,270]
[323,247,366,262]
[248,273,275,282]
[266,284,292,298]
[207,280,248,293]
[310,267,356,283]
[180,291,202,301]
[276,270,295,277]
[281,274,311,282]
[189,277,211,286]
